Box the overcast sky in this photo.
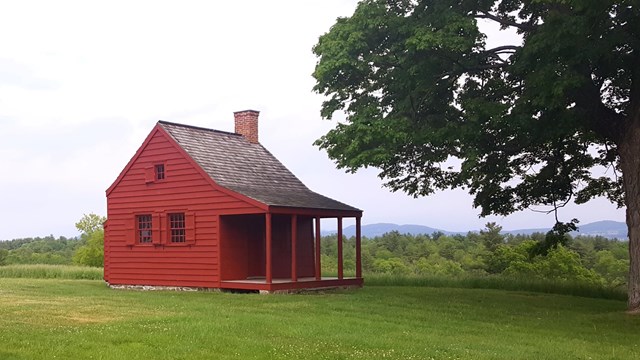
[0,0,625,239]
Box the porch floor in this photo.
[220,276,363,292]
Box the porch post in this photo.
[266,213,272,284]
[315,217,321,281]
[356,216,362,279]
[291,214,297,282]
[337,217,343,280]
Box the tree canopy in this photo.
[73,213,106,267]
[318,228,628,291]
[312,0,640,310]
[75,213,106,235]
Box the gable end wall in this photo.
[105,129,262,288]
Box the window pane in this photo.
[169,213,185,243]
[137,214,152,243]
[155,164,165,180]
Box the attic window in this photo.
[169,213,186,243]
[155,164,165,180]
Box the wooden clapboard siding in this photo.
[105,127,261,288]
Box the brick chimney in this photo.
[234,110,260,144]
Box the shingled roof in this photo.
[158,121,360,212]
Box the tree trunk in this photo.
[620,113,640,312]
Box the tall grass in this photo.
[365,273,627,301]
[0,265,626,301]
[0,264,103,280]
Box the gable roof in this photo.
[158,121,361,213]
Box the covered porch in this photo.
[219,208,363,292]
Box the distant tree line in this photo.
[0,214,105,267]
[0,218,627,290]
[0,235,81,265]
[322,223,628,289]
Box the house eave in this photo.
[268,206,362,218]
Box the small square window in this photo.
[169,213,185,243]
[137,214,153,243]
[155,164,165,180]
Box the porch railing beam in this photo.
[266,213,272,284]
[315,217,321,281]
[337,217,343,280]
[356,216,362,279]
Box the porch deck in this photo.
[220,276,363,292]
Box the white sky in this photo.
[0,0,625,239]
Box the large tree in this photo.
[312,0,640,310]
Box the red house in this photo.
[104,110,363,292]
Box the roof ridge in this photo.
[158,120,241,137]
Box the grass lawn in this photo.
[0,278,639,359]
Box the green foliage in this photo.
[486,243,530,274]
[506,245,604,286]
[313,0,634,213]
[73,228,104,267]
[372,257,411,275]
[72,213,106,267]
[415,254,464,277]
[313,0,639,309]
[75,213,106,235]
[593,250,629,288]
[480,222,504,252]
[0,215,107,268]
[322,230,626,289]
[0,236,81,265]
[530,219,578,257]
[0,237,47,250]
[0,249,8,266]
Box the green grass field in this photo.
[1,277,639,359]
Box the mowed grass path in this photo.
[0,278,638,359]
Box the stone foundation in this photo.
[107,282,220,292]
[107,282,360,294]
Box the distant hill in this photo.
[321,223,453,238]
[321,223,458,238]
[322,220,627,239]
[573,220,628,238]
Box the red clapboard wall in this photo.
[104,127,262,288]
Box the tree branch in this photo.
[468,63,510,72]
[473,11,535,32]
[484,45,520,54]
